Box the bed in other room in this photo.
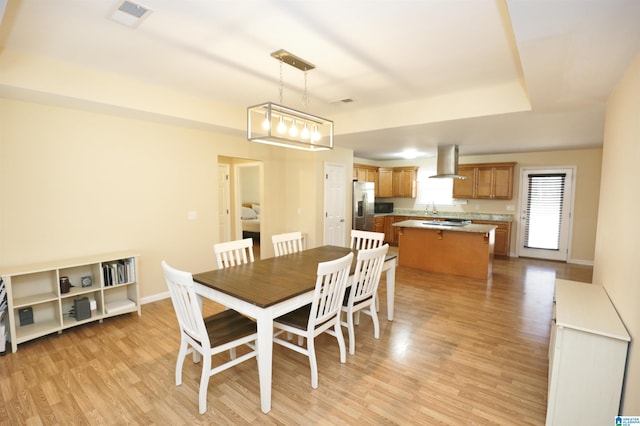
[241,203,261,242]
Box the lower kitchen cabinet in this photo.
[547,279,629,426]
[472,220,511,258]
[374,216,386,235]
[384,215,407,246]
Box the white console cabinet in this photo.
[1,252,140,353]
[547,279,630,425]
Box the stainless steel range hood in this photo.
[429,144,466,179]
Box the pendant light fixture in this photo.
[247,49,334,151]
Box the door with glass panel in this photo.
[518,168,574,261]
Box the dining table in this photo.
[192,245,397,414]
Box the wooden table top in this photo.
[193,245,354,308]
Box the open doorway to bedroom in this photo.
[217,157,263,259]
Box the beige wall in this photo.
[593,52,640,414]
[357,147,602,263]
[0,98,353,300]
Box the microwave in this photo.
[374,202,394,213]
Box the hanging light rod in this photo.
[270,49,315,72]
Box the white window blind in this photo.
[524,173,566,250]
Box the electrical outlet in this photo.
[188,210,198,220]
[506,205,515,211]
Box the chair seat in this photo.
[342,287,373,306]
[274,304,312,330]
[203,310,257,346]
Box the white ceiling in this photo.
[2,0,640,160]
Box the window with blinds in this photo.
[524,173,566,250]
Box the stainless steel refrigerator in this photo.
[352,181,375,231]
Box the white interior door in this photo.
[518,167,575,261]
[217,164,231,242]
[323,163,347,247]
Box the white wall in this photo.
[0,98,353,300]
[593,52,640,414]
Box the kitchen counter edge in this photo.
[375,210,514,222]
[392,219,497,233]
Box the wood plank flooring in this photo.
[0,255,592,425]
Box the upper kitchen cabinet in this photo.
[353,164,378,183]
[353,164,379,196]
[378,166,417,198]
[378,167,393,198]
[453,162,516,200]
[392,167,418,198]
[450,167,476,199]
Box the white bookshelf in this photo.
[1,252,140,353]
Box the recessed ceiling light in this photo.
[402,149,419,159]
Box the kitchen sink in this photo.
[422,219,471,227]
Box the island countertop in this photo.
[392,219,497,234]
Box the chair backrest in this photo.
[272,231,304,256]
[213,238,254,269]
[348,244,389,306]
[162,261,210,348]
[308,252,354,329]
[350,230,385,250]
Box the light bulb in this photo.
[289,120,299,137]
[277,117,287,134]
[262,112,270,131]
[312,125,321,142]
[301,123,310,139]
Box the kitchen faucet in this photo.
[426,201,438,215]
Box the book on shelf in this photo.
[102,258,134,286]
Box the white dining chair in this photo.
[350,229,385,250]
[350,229,385,310]
[340,244,389,355]
[161,261,258,414]
[272,252,354,389]
[213,238,254,269]
[272,231,304,256]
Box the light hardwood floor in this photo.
[0,255,592,425]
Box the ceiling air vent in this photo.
[329,98,354,104]
[109,1,152,28]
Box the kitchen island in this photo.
[393,219,497,279]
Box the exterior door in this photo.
[217,164,231,242]
[518,167,575,261]
[324,163,347,247]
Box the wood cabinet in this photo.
[547,280,629,426]
[353,164,379,196]
[374,216,385,235]
[378,166,417,198]
[1,252,141,352]
[378,167,393,198]
[353,164,378,183]
[384,215,407,246]
[472,220,511,258]
[392,167,418,198]
[451,167,475,198]
[453,162,516,200]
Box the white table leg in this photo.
[256,310,273,413]
[385,259,396,321]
